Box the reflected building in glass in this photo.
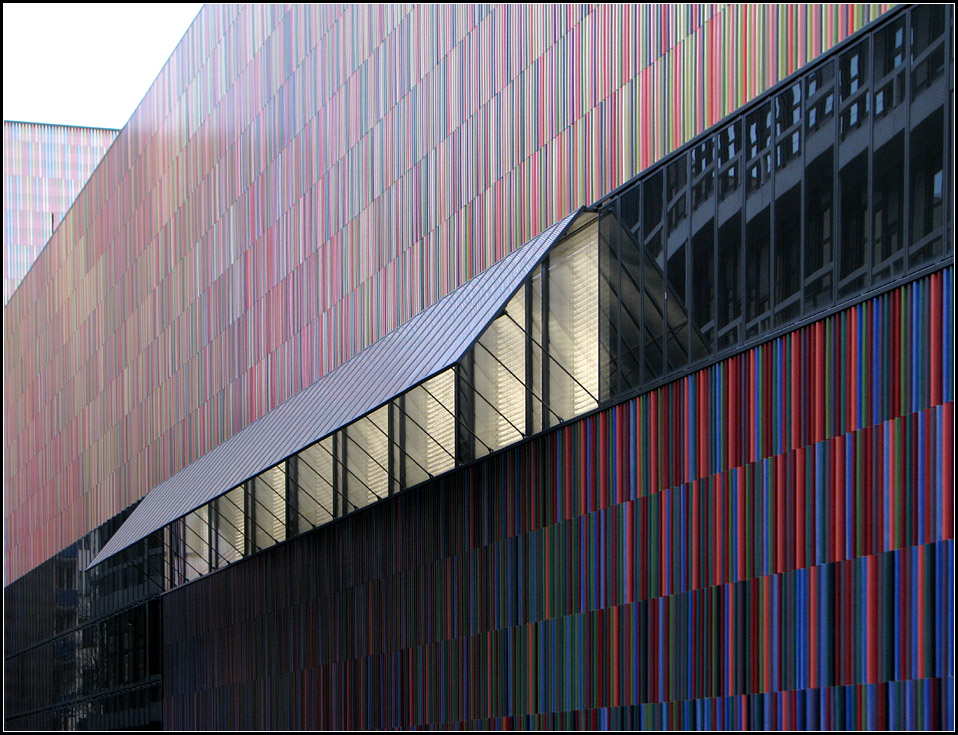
[4,4,953,730]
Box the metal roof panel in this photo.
[89,210,581,568]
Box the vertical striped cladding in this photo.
[3,4,892,581]
[162,270,953,730]
[2,122,118,303]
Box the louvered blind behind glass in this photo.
[215,486,245,565]
[474,288,527,454]
[547,222,599,424]
[253,465,286,550]
[403,369,455,485]
[184,506,209,580]
[297,439,335,526]
[345,406,390,510]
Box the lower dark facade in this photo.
[163,269,952,729]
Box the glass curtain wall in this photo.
[599,3,950,397]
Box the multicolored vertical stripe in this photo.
[3,3,895,583]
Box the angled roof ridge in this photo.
[88,207,583,568]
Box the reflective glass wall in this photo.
[599,3,950,398]
[4,509,164,729]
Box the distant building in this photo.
[4,4,952,730]
[2,121,117,302]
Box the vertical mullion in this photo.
[541,254,551,428]
[286,457,298,537]
[393,399,404,495]
[938,5,953,266]
[800,80,808,318]
[244,479,254,555]
[615,200,624,393]
[903,6,913,269]
[866,35,875,287]
[524,279,534,433]
[831,56,841,308]
[455,359,475,465]
[711,138,719,357]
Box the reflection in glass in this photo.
[911,44,944,99]
[775,83,802,134]
[804,149,834,311]
[718,122,741,200]
[745,208,770,324]
[642,251,666,381]
[806,62,834,97]
[746,103,772,158]
[690,222,714,361]
[840,42,869,99]
[911,5,946,60]
[718,215,741,328]
[872,134,904,282]
[774,186,801,305]
[839,152,869,296]
[874,18,905,77]
[910,107,944,262]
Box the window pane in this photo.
[718,122,741,200]
[252,465,286,550]
[183,507,209,580]
[838,152,869,296]
[530,266,545,431]
[746,102,772,158]
[806,63,835,135]
[215,487,245,566]
[615,222,645,393]
[547,222,599,423]
[641,251,666,381]
[774,186,801,304]
[643,171,663,237]
[344,407,389,511]
[717,215,741,328]
[804,149,834,311]
[911,4,945,60]
[690,139,712,177]
[911,43,944,100]
[840,42,869,100]
[474,289,526,451]
[775,83,802,134]
[910,106,945,262]
[806,62,834,97]
[874,17,906,77]
[297,441,335,528]
[402,369,455,485]
[872,133,904,280]
[690,221,714,361]
[745,207,770,323]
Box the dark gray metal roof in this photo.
[89,209,582,568]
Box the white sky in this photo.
[3,3,203,130]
